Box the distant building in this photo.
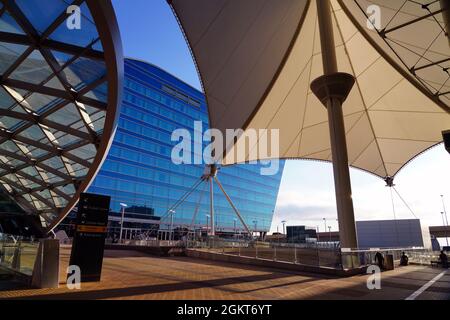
[86,59,285,237]
[286,226,317,244]
[356,219,432,250]
[265,232,287,243]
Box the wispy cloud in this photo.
[271,147,450,235]
[275,204,336,221]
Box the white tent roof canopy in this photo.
[170,0,450,179]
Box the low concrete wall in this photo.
[186,249,366,277]
[0,264,32,285]
[105,244,184,257]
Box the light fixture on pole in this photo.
[441,195,449,226]
[233,218,237,238]
[323,218,327,233]
[328,226,332,242]
[169,209,176,241]
[281,220,287,235]
[205,214,210,235]
[442,211,449,247]
[441,195,449,246]
[119,203,128,243]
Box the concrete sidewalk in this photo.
[0,248,448,300]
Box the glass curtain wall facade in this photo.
[87,59,284,234]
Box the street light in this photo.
[206,214,210,235]
[253,220,258,239]
[169,209,176,241]
[441,195,449,226]
[233,218,237,238]
[328,225,332,242]
[119,203,128,242]
[281,220,287,235]
[323,218,327,233]
[442,211,449,247]
[441,195,449,247]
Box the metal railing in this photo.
[0,233,39,276]
[105,238,185,247]
[339,247,435,269]
[186,239,438,270]
[187,239,343,269]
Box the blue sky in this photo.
[112,0,450,241]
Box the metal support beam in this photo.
[0,32,103,61]
[214,176,252,236]
[0,148,74,181]
[0,162,71,201]
[1,78,73,100]
[0,130,91,168]
[412,57,450,73]
[209,177,215,236]
[311,0,358,249]
[0,176,58,211]
[381,8,445,36]
[0,109,92,141]
[189,182,206,232]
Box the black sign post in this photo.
[69,193,110,282]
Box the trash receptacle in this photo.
[384,254,394,270]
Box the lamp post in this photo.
[328,226,332,242]
[281,220,286,235]
[442,211,449,247]
[323,218,327,233]
[119,203,127,243]
[441,195,449,225]
[169,209,175,241]
[441,195,449,246]
[206,214,210,236]
[253,220,258,240]
[233,218,237,238]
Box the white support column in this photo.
[311,0,358,249]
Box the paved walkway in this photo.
[0,249,448,300]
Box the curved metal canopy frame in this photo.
[343,0,450,111]
[0,0,123,234]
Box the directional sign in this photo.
[69,193,110,282]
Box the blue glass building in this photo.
[87,58,284,236]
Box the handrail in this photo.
[0,233,39,276]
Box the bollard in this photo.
[11,245,21,271]
[31,239,60,289]
[294,247,297,264]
